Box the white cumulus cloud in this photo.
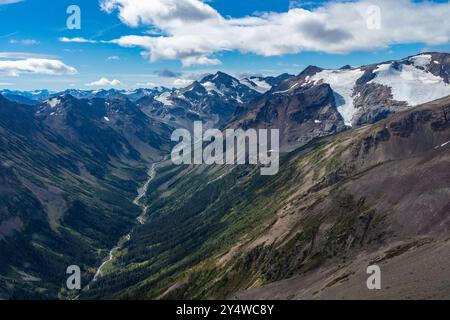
[0,58,77,77]
[99,0,450,66]
[86,77,122,87]
[59,37,99,44]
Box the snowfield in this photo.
[308,68,364,126]
[301,54,450,126]
[370,62,450,107]
[408,54,432,68]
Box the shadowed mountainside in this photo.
[0,95,171,298]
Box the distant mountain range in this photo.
[3,52,450,141]
[1,52,450,299]
[0,72,290,107]
[0,87,171,105]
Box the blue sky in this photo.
[0,0,450,91]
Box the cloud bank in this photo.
[0,52,60,59]
[0,58,77,77]
[92,0,450,66]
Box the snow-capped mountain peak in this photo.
[276,52,450,126]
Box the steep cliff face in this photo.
[227,82,347,151]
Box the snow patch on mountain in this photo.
[202,82,224,96]
[273,83,299,95]
[31,90,45,96]
[308,68,364,126]
[409,54,432,68]
[435,140,450,149]
[155,92,173,106]
[47,98,61,108]
[241,78,272,93]
[370,62,450,107]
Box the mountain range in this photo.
[0,52,449,299]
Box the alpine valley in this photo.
[1,53,450,299]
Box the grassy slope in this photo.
[0,130,146,298]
